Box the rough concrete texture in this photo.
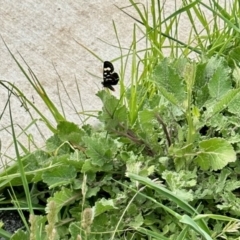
[0,1,228,165]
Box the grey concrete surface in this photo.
[0,1,137,163]
[0,1,228,165]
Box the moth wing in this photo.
[103,61,114,74]
[110,73,119,85]
[102,61,118,91]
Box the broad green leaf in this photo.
[68,151,86,169]
[97,90,119,114]
[208,60,231,99]
[195,62,208,89]
[227,90,240,115]
[195,138,236,170]
[162,170,196,201]
[42,165,77,188]
[97,90,128,128]
[205,56,227,80]
[153,58,186,104]
[81,159,101,172]
[172,58,189,75]
[129,213,144,228]
[57,121,83,144]
[195,57,231,108]
[83,136,117,167]
[46,134,63,152]
[94,198,118,217]
[205,88,240,117]
[225,180,240,192]
[157,85,183,108]
[69,221,81,240]
[86,186,100,198]
[138,109,156,130]
[162,170,197,190]
[92,214,120,236]
[46,188,76,213]
[0,150,50,188]
[195,85,209,108]
[11,230,30,240]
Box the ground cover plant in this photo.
[1,0,240,239]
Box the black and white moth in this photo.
[102,61,119,91]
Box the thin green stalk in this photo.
[184,62,197,145]
[8,91,33,215]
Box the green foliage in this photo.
[195,138,235,171]
[2,54,240,239]
[2,0,240,239]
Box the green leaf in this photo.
[94,198,118,217]
[211,88,240,116]
[195,56,231,108]
[126,173,211,235]
[208,58,231,99]
[69,221,81,240]
[233,62,240,87]
[138,109,156,130]
[195,62,208,89]
[217,192,240,216]
[86,186,101,198]
[135,227,169,240]
[215,168,231,193]
[97,90,128,129]
[97,90,119,114]
[83,135,117,167]
[194,62,210,107]
[153,58,186,105]
[26,215,47,239]
[157,85,183,108]
[180,215,213,240]
[81,159,101,172]
[0,227,11,239]
[227,90,240,115]
[162,170,196,201]
[127,173,197,215]
[46,188,76,213]
[204,56,226,80]
[42,165,77,188]
[68,151,86,169]
[225,180,240,192]
[11,230,30,240]
[57,121,83,144]
[195,138,236,170]
[228,46,240,67]
[129,213,144,228]
[46,134,63,152]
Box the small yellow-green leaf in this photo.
[195,138,236,170]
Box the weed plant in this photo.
[1,0,240,239]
